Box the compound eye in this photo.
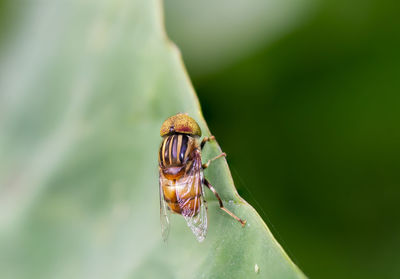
[160,113,201,137]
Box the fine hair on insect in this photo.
[158,113,246,242]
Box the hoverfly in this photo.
[158,113,246,242]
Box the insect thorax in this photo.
[159,133,198,169]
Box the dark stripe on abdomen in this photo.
[166,196,201,215]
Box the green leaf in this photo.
[0,0,306,278]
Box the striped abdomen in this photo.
[159,134,202,216]
[162,178,202,215]
[159,134,194,168]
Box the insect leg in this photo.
[203,178,246,227]
[202,152,226,169]
[200,136,215,149]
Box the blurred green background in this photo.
[165,0,400,279]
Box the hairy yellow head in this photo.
[160,113,201,137]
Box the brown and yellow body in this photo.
[159,134,203,216]
[159,113,245,242]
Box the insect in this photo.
[158,113,246,242]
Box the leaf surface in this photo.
[0,0,305,278]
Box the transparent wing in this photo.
[159,171,170,241]
[176,154,208,242]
